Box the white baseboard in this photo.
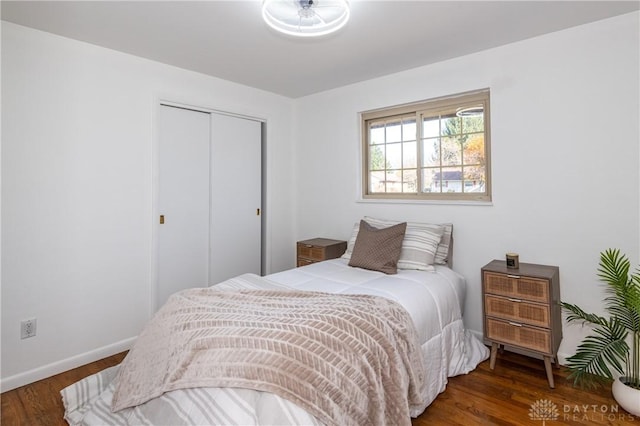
[0,337,135,392]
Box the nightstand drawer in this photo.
[486,318,551,354]
[296,257,315,267]
[485,294,550,328]
[297,244,326,261]
[483,271,550,303]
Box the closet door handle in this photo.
[159,215,165,224]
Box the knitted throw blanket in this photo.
[111,278,426,426]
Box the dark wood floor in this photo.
[1,352,127,426]
[415,351,637,425]
[1,349,636,425]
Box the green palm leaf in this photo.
[564,319,628,388]
[561,302,608,327]
[597,249,629,286]
[598,249,640,333]
[562,249,640,389]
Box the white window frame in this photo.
[361,89,491,202]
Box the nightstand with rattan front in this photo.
[481,260,562,388]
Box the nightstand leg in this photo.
[489,342,498,370]
[544,356,555,388]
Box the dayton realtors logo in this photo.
[529,399,560,425]
[529,399,636,423]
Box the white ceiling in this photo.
[2,1,638,98]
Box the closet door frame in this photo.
[150,100,266,314]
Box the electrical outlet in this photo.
[20,318,37,339]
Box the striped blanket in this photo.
[109,279,426,426]
[61,364,322,425]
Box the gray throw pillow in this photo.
[348,220,407,274]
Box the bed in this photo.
[62,219,489,425]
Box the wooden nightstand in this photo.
[296,238,347,267]
[481,260,562,388]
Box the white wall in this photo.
[2,11,639,391]
[293,12,640,362]
[1,22,296,390]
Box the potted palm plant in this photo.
[561,249,640,416]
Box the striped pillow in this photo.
[365,218,453,266]
[364,217,444,270]
[342,217,444,271]
[434,223,453,265]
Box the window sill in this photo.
[357,197,493,206]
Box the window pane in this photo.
[403,169,417,193]
[403,141,417,168]
[422,168,439,193]
[370,123,385,145]
[386,170,402,193]
[369,171,385,193]
[441,137,462,166]
[422,117,439,138]
[439,167,463,193]
[441,115,460,136]
[463,134,485,166]
[462,114,484,133]
[386,143,402,169]
[385,121,402,143]
[369,145,385,171]
[463,166,485,192]
[402,119,416,142]
[422,138,440,167]
[369,170,385,193]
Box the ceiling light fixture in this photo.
[456,106,484,117]
[262,0,350,38]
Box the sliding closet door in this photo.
[157,105,211,308]
[209,113,262,284]
[156,105,262,310]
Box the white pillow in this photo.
[342,217,444,271]
[341,222,361,260]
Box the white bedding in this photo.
[62,260,488,425]
[267,259,466,344]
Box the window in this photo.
[361,89,491,202]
